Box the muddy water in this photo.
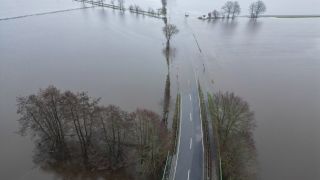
[0,2,168,179]
[1,0,320,180]
[186,18,320,179]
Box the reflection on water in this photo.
[187,17,320,180]
[0,5,167,180]
[162,46,177,67]
[245,19,263,34]
[0,0,320,179]
[220,19,238,35]
[39,162,133,180]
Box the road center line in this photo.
[190,138,192,149]
[190,112,192,121]
[189,94,192,101]
[187,169,190,180]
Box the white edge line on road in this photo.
[191,65,205,179]
[196,79,205,180]
[173,98,182,180]
[190,138,192,150]
[187,169,190,180]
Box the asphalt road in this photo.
[171,28,205,180]
[169,15,219,180]
[172,78,204,180]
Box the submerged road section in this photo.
[167,16,217,180]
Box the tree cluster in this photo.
[208,92,257,180]
[203,1,266,20]
[203,1,240,20]
[222,1,241,19]
[249,1,266,18]
[162,24,179,49]
[17,86,170,178]
[128,5,162,17]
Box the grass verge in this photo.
[198,82,212,180]
[171,93,181,154]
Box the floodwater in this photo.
[0,0,168,179]
[187,18,320,179]
[1,0,320,179]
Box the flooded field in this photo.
[188,18,320,179]
[1,0,320,179]
[0,2,168,179]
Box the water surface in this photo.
[1,0,320,179]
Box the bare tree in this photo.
[134,5,141,12]
[117,0,125,11]
[212,10,220,19]
[133,109,170,176]
[231,1,241,18]
[162,24,179,49]
[222,1,234,19]
[97,105,131,167]
[207,92,256,180]
[249,3,255,18]
[222,1,241,19]
[17,86,69,161]
[249,1,266,18]
[61,91,100,167]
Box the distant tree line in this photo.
[78,0,164,18]
[201,1,266,20]
[17,86,170,178]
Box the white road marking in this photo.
[173,98,182,180]
[190,112,192,121]
[197,79,205,179]
[187,169,190,180]
[190,138,193,149]
[189,94,192,101]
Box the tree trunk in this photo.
[166,40,170,50]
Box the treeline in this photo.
[16,86,170,178]
[207,92,257,180]
[200,0,266,20]
[77,0,164,18]
[128,5,162,17]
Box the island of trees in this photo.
[200,0,266,20]
[16,86,171,179]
